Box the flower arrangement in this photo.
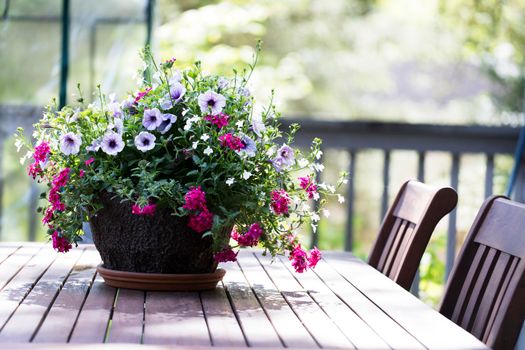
[16,46,346,273]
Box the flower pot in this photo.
[89,192,226,290]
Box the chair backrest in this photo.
[440,196,525,350]
[368,180,458,290]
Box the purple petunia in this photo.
[107,94,123,118]
[86,137,102,152]
[272,144,295,172]
[59,132,82,155]
[238,134,257,157]
[101,132,125,156]
[197,91,226,115]
[142,108,163,130]
[160,82,186,110]
[158,113,177,134]
[134,131,156,152]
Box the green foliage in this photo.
[17,48,346,260]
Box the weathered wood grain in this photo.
[33,248,101,343]
[143,291,210,346]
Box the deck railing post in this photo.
[344,150,356,252]
[513,157,525,203]
[445,153,460,280]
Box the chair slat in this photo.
[369,180,458,290]
[471,252,511,339]
[440,196,525,350]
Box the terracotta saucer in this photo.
[97,265,226,291]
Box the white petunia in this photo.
[204,146,213,155]
[226,178,235,186]
[59,132,82,155]
[242,171,252,180]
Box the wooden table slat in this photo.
[0,244,490,350]
[0,245,42,291]
[33,248,101,343]
[274,253,391,350]
[0,246,57,330]
[200,284,246,347]
[68,272,117,343]
[323,251,490,349]
[0,248,83,342]
[236,251,318,348]
[107,288,145,344]
[143,291,210,346]
[254,251,355,349]
[222,259,283,348]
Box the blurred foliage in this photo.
[440,0,525,116]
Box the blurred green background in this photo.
[1,0,523,306]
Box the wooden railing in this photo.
[0,105,522,283]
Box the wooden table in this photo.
[0,243,488,350]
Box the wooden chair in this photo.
[440,196,525,350]
[368,180,458,290]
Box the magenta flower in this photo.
[290,245,308,273]
[134,86,152,104]
[308,247,322,268]
[183,186,207,211]
[270,189,290,215]
[85,157,95,166]
[204,113,229,129]
[231,223,263,247]
[52,231,72,253]
[142,108,163,130]
[219,133,244,151]
[214,246,238,262]
[79,169,85,178]
[299,175,318,199]
[33,141,51,163]
[188,209,214,233]
[132,203,157,216]
[28,162,43,179]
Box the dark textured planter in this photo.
[89,192,219,274]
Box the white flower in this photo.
[59,132,82,155]
[201,134,210,141]
[184,121,193,131]
[313,192,320,201]
[298,158,309,168]
[311,224,317,234]
[322,209,331,218]
[236,120,244,129]
[204,146,213,155]
[192,141,199,149]
[313,149,323,160]
[311,213,320,222]
[242,171,252,180]
[251,113,266,137]
[266,147,276,157]
[342,178,349,184]
[20,151,32,165]
[226,178,235,186]
[327,185,336,193]
[14,139,23,152]
[337,194,345,204]
[310,162,325,172]
[134,131,156,152]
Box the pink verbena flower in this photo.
[79,169,85,178]
[219,133,244,151]
[52,168,71,188]
[270,189,290,215]
[290,245,308,273]
[52,231,72,253]
[131,203,157,216]
[85,157,95,166]
[231,223,263,247]
[42,208,54,225]
[28,162,43,179]
[134,86,152,104]
[33,141,51,163]
[308,247,322,268]
[204,113,229,129]
[299,175,318,199]
[188,209,214,233]
[214,246,238,262]
[183,186,207,211]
